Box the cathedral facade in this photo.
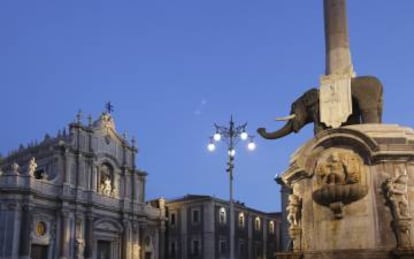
[0,111,166,259]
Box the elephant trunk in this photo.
[257,120,294,140]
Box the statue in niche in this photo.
[287,194,301,227]
[99,163,113,196]
[384,174,410,220]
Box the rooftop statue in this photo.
[258,0,383,140]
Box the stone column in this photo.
[75,214,85,259]
[5,202,22,258]
[139,174,146,203]
[92,164,98,192]
[122,219,131,259]
[203,202,215,259]
[19,205,32,259]
[180,206,187,259]
[132,222,140,259]
[247,214,253,259]
[262,219,268,259]
[64,150,71,184]
[84,215,95,259]
[279,184,291,251]
[60,210,71,259]
[324,0,353,75]
[159,221,166,259]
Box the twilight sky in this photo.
[1,1,414,212]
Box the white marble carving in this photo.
[320,74,353,128]
[28,157,37,176]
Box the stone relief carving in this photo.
[383,171,412,250]
[384,174,409,219]
[287,194,301,227]
[320,73,353,128]
[287,192,302,252]
[312,149,368,219]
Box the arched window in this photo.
[254,217,261,231]
[219,207,227,224]
[269,220,275,234]
[238,212,245,228]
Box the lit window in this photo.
[254,217,261,232]
[269,221,275,234]
[238,213,245,228]
[219,207,227,224]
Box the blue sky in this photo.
[1,1,414,212]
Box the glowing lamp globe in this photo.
[207,143,216,152]
[213,133,221,141]
[247,142,256,151]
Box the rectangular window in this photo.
[170,212,176,226]
[269,221,275,234]
[238,213,245,228]
[219,240,226,254]
[219,207,227,224]
[170,241,176,257]
[192,240,200,256]
[192,209,200,224]
[255,244,262,257]
[239,242,246,255]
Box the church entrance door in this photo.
[30,244,48,259]
[97,240,111,259]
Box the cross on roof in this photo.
[105,102,114,114]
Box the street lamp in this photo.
[207,116,255,259]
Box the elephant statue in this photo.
[257,76,383,140]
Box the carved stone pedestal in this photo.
[289,226,302,252]
[277,124,414,259]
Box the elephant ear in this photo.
[291,101,307,132]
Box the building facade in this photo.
[162,195,281,259]
[0,111,166,259]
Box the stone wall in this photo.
[277,124,414,259]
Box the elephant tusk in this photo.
[275,114,296,121]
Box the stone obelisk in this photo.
[324,0,354,75]
[319,0,354,128]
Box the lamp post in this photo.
[207,116,256,259]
